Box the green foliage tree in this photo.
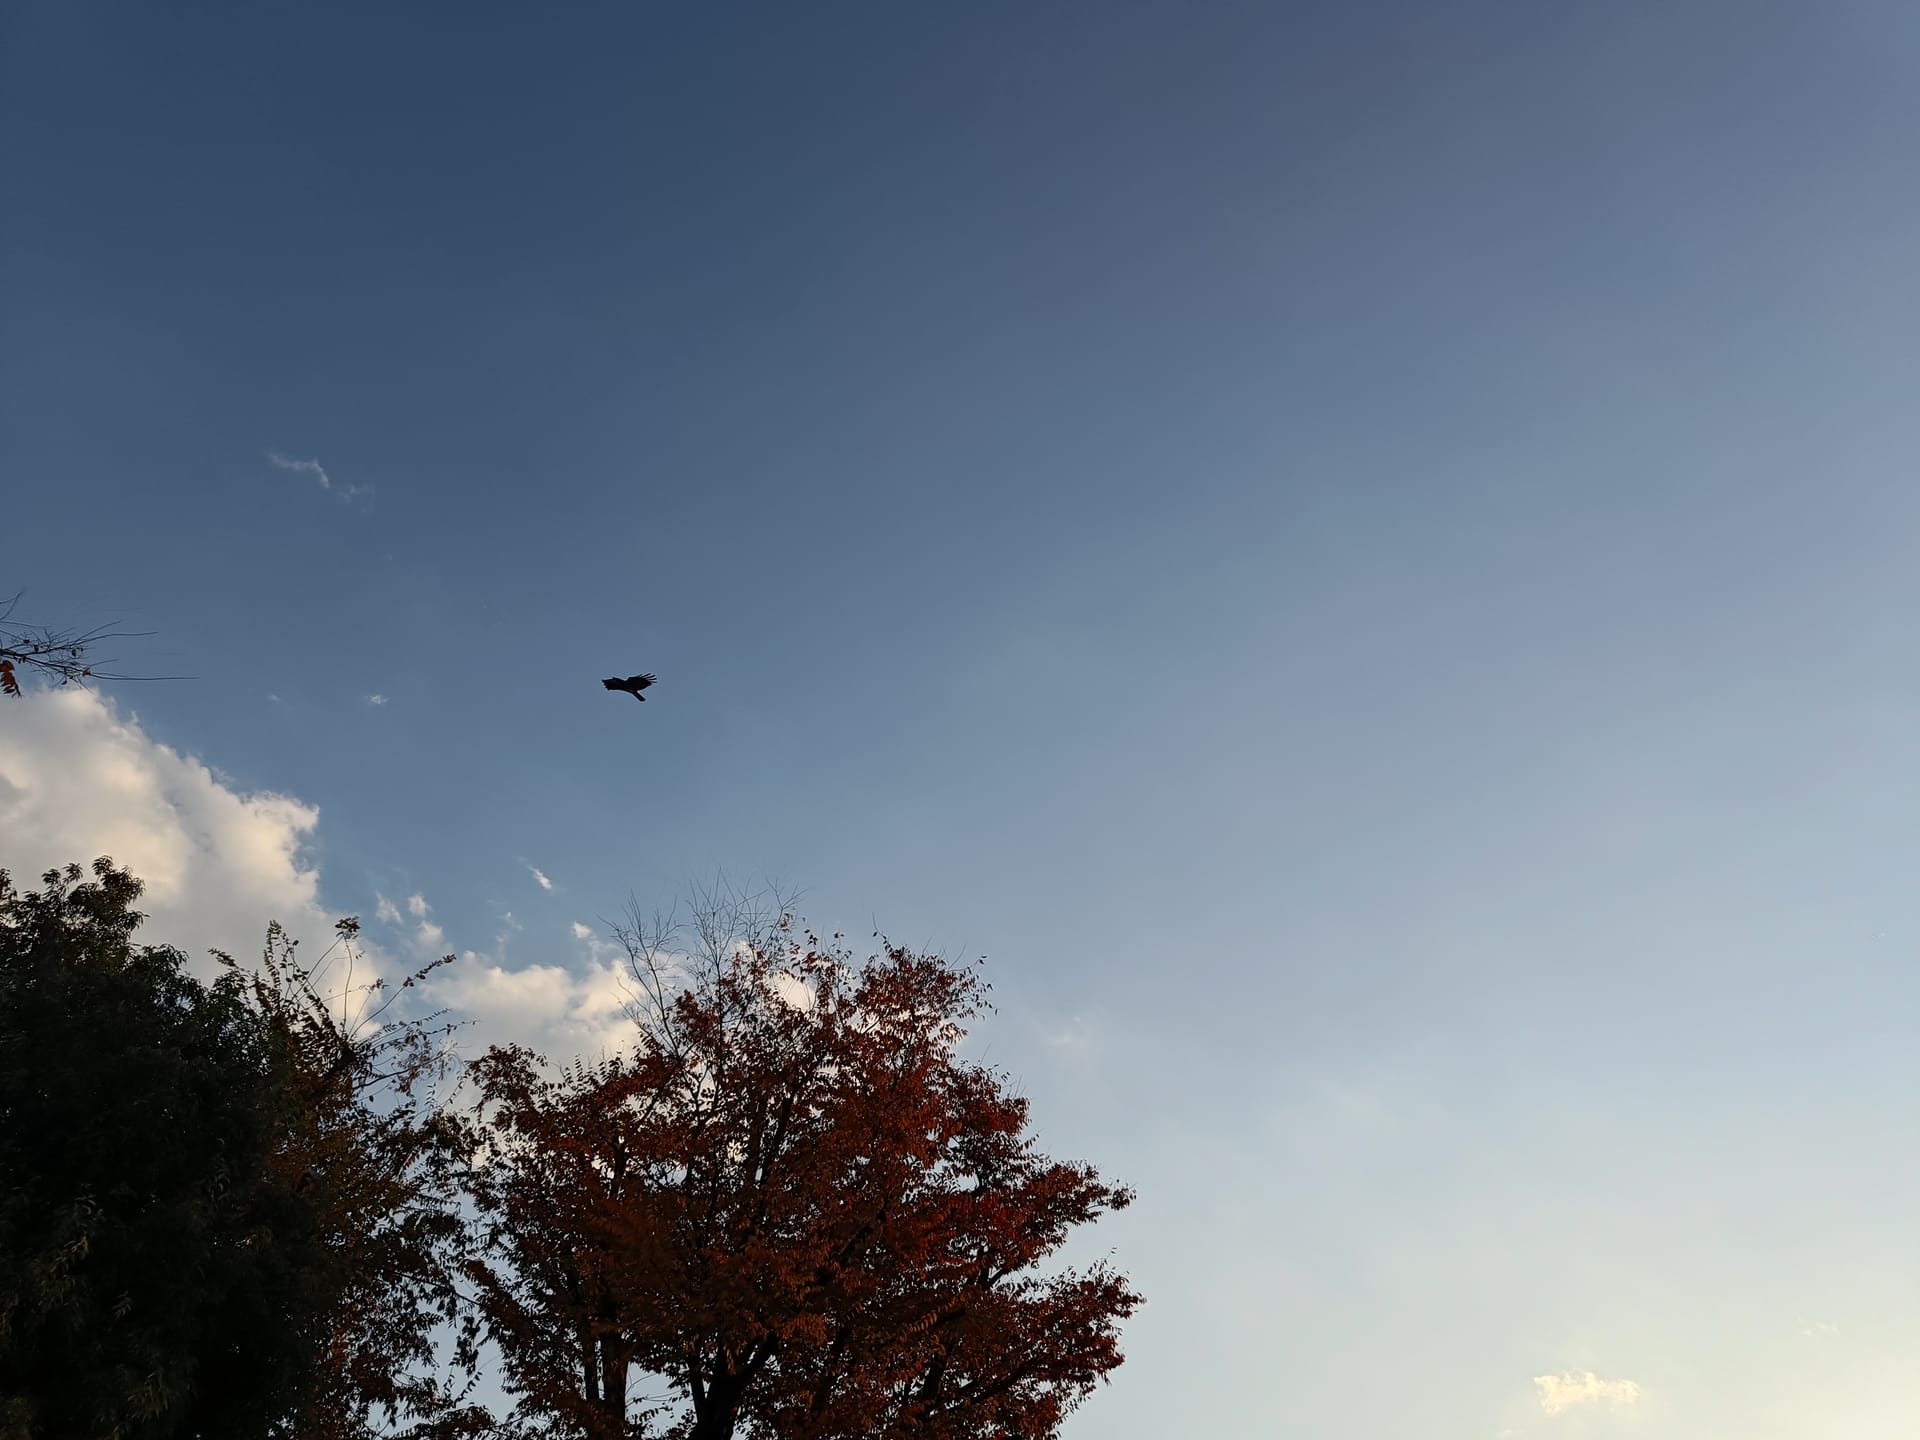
[0,860,328,1439]
[232,920,487,1440]
[231,917,487,1436]
[0,861,486,1440]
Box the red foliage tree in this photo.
[465,900,1139,1440]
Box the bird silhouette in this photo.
[602,673,658,702]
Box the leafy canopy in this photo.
[0,860,326,1440]
[0,861,484,1440]
[467,896,1139,1440]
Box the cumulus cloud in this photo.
[437,954,635,1063]
[0,689,338,967]
[530,865,553,891]
[1535,1372,1641,1416]
[357,897,639,1061]
[268,450,371,502]
[0,689,641,1066]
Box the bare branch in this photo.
[0,589,188,696]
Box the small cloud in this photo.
[399,891,446,951]
[268,451,331,488]
[529,865,553,892]
[375,894,402,926]
[570,920,595,940]
[1046,1014,1094,1051]
[268,450,372,502]
[365,694,388,707]
[1797,1318,1840,1338]
[1535,1372,1640,1417]
[267,693,282,704]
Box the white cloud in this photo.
[1535,1372,1641,1416]
[366,694,388,707]
[268,450,371,502]
[0,690,339,968]
[1045,1013,1095,1052]
[438,954,635,1063]
[530,865,553,891]
[398,892,445,953]
[396,900,636,1061]
[570,920,595,940]
[769,970,815,1012]
[0,689,637,1066]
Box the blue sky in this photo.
[6,3,1920,1434]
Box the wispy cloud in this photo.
[365,694,388,707]
[1045,1014,1095,1052]
[571,920,595,940]
[268,450,371,502]
[530,865,553,892]
[1797,1318,1840,1338]
[1535,1372,1641,1417]
[375,894,402,926]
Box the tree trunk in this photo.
[687,1373,745,1440]
[599,1340,628,1427]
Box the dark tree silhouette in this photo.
[0,590,164,696]
[234,919,489,1439]
[600,673,657,702]
[0,860,328,1438]
[0,860,488,1440]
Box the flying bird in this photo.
[602,673,658,702]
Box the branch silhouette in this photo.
[0,590,189,696]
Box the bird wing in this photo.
[600,674,657,698]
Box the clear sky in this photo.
[5,3,1920,1435]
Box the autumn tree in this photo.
[465,892,1140,1440]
